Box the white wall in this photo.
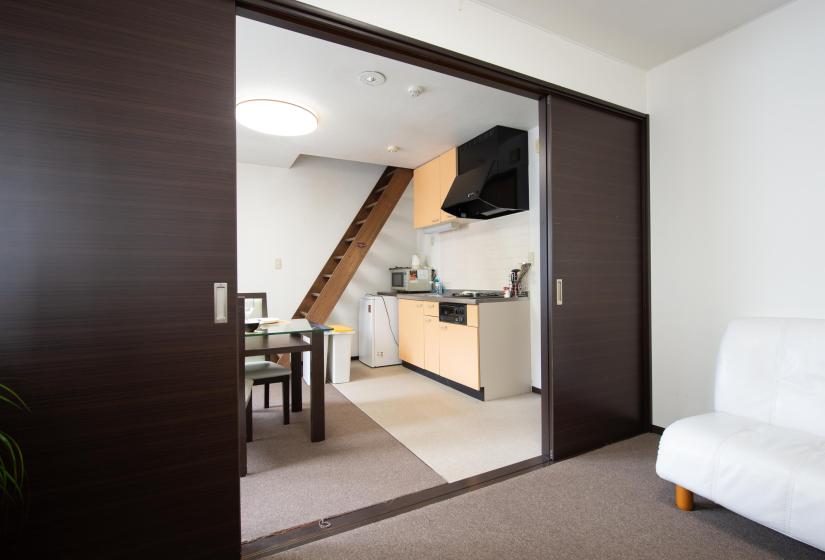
[648,0,825,426]
[301,0,646,113]
[418,126,542,386]
[237,157,418,355]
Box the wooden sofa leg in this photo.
[675,485,694,511]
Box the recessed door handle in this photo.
[214,282,228,323]
[556,279,563,306]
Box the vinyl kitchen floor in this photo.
[334,361,542,482]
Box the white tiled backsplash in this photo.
[417,211,530,292]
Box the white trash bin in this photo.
[327,325,354,384]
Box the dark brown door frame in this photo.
[234,0,651,553]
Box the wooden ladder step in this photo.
[333,255,344,261]
[311,292,321,298]
[374,185,388,194]
[344,237,355,243]
[322,274,333,279]
[365,201,378,210]
[355,219,367,226]
[299,311,308,317]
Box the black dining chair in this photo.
[239,293,291,439]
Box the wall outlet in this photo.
[274,258,282,270]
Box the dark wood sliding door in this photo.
[0,1,239,557]
[547,95,647,459]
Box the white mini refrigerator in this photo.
[359,295,401,367]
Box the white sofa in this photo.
[656,318,825,552]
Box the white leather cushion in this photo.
[657,412,760,498]
[657,413,825,551]
[245,360,289,381]
[715,318,825,437]
[715,319,785,423]
[789,443,825,550]
[772,321,825,438]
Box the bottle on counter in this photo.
[432,273,444,295]
[510,269,520,297]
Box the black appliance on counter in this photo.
[441,125,529,220]
[439,302,467,325]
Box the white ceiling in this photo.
[472,0,795,69]
[236,17,537,169]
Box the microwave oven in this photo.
[390,267,432,293]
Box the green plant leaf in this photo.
[0,432,21,480]
[0,383,29,411]
[0,381,28,520]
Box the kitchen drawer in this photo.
[423,301,438,317]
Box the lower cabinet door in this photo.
[399,299,425,367]
[439,323,480,389]
[424,316,440,373]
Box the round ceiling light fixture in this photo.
[359,71,386,86]
[235,99,318,136]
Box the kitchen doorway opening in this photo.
[235,5,546,553]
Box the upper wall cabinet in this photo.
[413,148,457,229]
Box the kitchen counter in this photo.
[380,291,528,305]
[395,291,531,401]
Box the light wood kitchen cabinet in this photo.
[398,299,425,367]
[438,323,480,389]
[398,296,530,400]
[413,148,457,229]
[423,316,440,373]
[438,148,458,222]
[413,159,439,228]
[400,297,480,388]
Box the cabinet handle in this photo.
[556,278,563,306]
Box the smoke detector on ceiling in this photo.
[359,71,386,86]
[386,145,400,153]
[407,85,424,97]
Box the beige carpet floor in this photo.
[271,434,825,559]
[335,362,542,482]
[241,382,445,542]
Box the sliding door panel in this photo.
[0,1,238,557]
[549,95,646,459]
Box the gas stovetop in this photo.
[448,291,504,299]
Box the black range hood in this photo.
[441,126,529,220]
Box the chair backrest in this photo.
[238,292,267,320]
[715,317,825,437]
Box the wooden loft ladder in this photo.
[292,165,412,329]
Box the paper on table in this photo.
[258,317,286,325]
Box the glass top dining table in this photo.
[242,318,330,448]
[245,318,332,337]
